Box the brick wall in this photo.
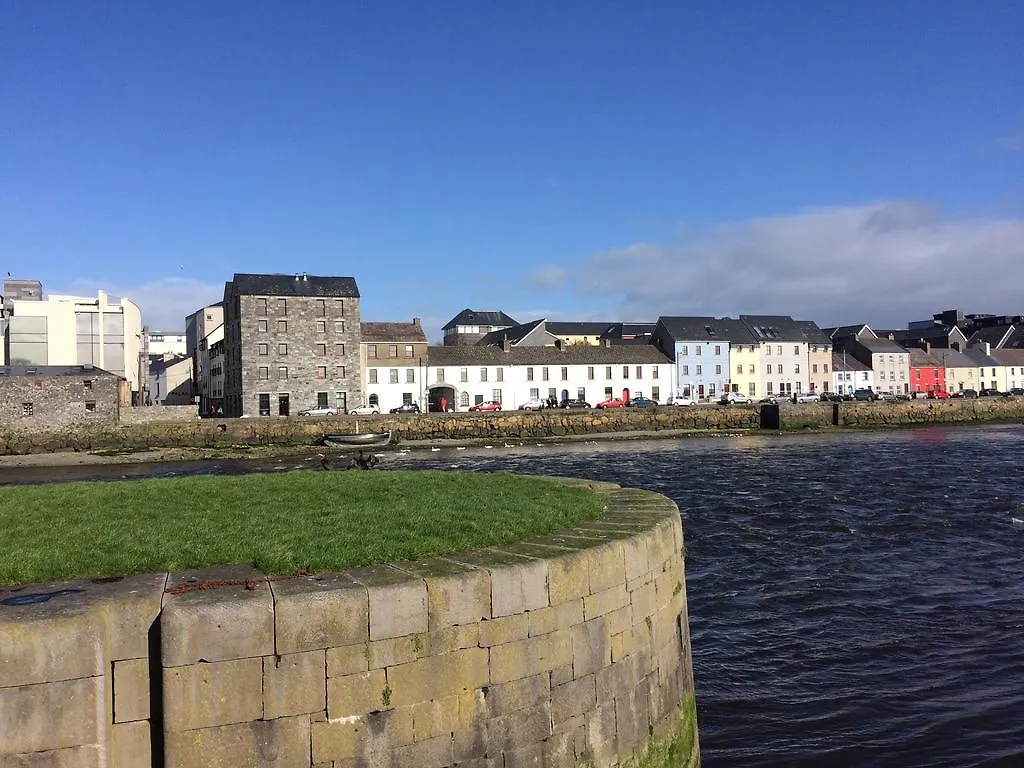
[0,372,119,428]
[0,481,700,767]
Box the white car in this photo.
[518,398,546,411]
[794,392,821,403]
[720,392,753,405]
[349,403,381,415]
[298,405,337,416]
[667,395,696,406]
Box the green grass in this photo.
[0,471,607,586]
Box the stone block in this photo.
[0,604,105,688]
[410,694,460,741]
[443,548,549,617]
[542,726,584,768]
[97,572,167,661]
[502,742,544,768]
[550,663,574,687]
[570,619,609,679]
[547,550,590,606]
[112,657,150,723]
[528,599,583,638]
[271,572,368,654]
[110,719,151,768]
[421,623,479,656]
[629,580,657,627]
[263,650,327,719]
[326,643,369,677]
[0,676,103,754]
[391,732,453,768]
[587,543,626,595]
[327,668,388,719]
[584,701,618,765]
[482,672,549,717]
[483,700,552,753]
[615,681,652,758]
[551,675,596,722]
[311,716,366,763]
[489,631,572,685]
[163,657,263,732]
[387,647,489,707]
[162,567,274,666]
[165,716,310,768]
[392,557,491,631]
[478,613,530,647]
[347,565,427,641]
[312,709,413,764]
[583,583,628,620]
[2,745,103,768]
[621,533,652,583]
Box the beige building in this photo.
[2,279,145,400]
[360,319,430,411]
[186,303,225,414]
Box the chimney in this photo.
[502,336,511,352]
[923,341,930,354]
[413,317,421,326]
[983,342,991,355]
[302,273,308,281]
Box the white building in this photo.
[2,279,144,398]
[831,352,874,395]
[148,330,187,358]
[360,319,429,412]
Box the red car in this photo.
[927,390,951,399]
[468,401,502,412]
[595,397,626,409]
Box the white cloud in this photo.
[545,201,1024,328]
[65,277,225,331]
[524,265,567,291]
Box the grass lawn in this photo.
[0,470,607,586]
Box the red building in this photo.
[907,348,946,394]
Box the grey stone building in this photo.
[222,273,362,417]
[0,364,121,428]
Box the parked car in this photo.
[349,403,380,415]
[979,388,1002,397]
[876,391,899,402]
[595,397,626,409]
[298,405,337,416]
[927,389,951,399]
[853,389,877,401]
[719,392,752,405]
[627,395,659,408]
[560,399,592,409]
[959,389,979,399]
[795,392,821,403]
[389,403,420,414]
[468,401,502,412]
[518,398,546,411]
[667,395,696,406]
[819,392,843,403]
[1007,388,1024,397]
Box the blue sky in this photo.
[2,2,1022,340]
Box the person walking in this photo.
[440,396,447,413]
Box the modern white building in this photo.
[148,330,187,358]
[2,279,144,398]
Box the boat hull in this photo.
[323,431,392,447]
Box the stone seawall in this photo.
[0,481,699,767]
[1,399,1022,455]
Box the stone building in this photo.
[0,364,121,428]
[222,273,362,418]
[186,303,224,415]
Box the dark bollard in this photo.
[760,402,780,430]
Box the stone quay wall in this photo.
[0,482,700,768]
[2,398,1021,455]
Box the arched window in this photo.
[368,393,379,406]
[460,392,470,407]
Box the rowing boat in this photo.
[322,431,392,447]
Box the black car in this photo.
[627,396,659,408]
[853,389,877,401]
[961,388,979,399]
[978,388,1002,397]
[819,392,843,402]
[1007,388,1024,398]
[560,399,591,409]
[389,403,420,414]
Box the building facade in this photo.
[360,319,430,411]
[740,315,811,398]
[222,274,362,418]
[0,364,121,428]
[442,309,518,346]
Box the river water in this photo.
[3,425,1023,766]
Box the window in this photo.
[715,365,722,375]
[258,393,271,416]
[777,346,783,355]
[577,387,586,400]
[278,343,288,356]
[258,320,268,332]
[530,388,540,399]
[767,383,774,395]
[695,347,702,356]
[85,401,96,412]
[335,365,346,379]
[460,368,468,382]
[605,366,612,379]
[316,344,326,357]
[794,345,799,355]
[334,321,345,333]
[406,369,415,383]
[562,367,568,381]
[766,346,772,356]
[335,299,345,316]
[257,366,269,380]
[258,343,268,355]
[748,382,756,396]
[493,389,502,403]
[316,392,329,408]
[315,299,326,316]
[777,365,783,374]
[460,392,471,407]
[316,366,327,379]
[389,344,399,358]
[278,298,287,314]
[367,344,379,358]
[542,367,550,381]
[437,368,445,382]
[527,367,534,381]
[766,364,772,374]
[749,365,755,374]
[588,366,595,380]
[812,364,818,373]
[256,298,267,316]
[737,365,743,375]
[715,345,721,355]
[652,386,660,401]
[278,366,288,379]
[496,368,503,382]
[636,366,642,379]
[335,343,346,356]
[390,369,399,384]
[623,366,629,379]
[709,384,716,396]
[22,402,33,416]
[795,364,800,373]
[681,345,688,355]
[405,345,414,358]
[369,369,378,384]
[682,365,689,375]
[277,320,287,333]
[696,365,702,375]
[316,321,326,333]
[335,391,348,410]
[605,387,614,398]
[480,368,488,382]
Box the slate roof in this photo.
[229,273,360,298]
[656,316,757,344]
[990,348,1024,367]
[906,348,943,369]
[546,321,616,337]
[823,324,873,340]
[858,337,910,355]
[831,352,871,373]
[968,325,1016,348]
[740,315,814,342]
[929,349,976,368]
[426,345,673,366]
[0,364,117,377]
[477,319,550,347]
[886,327,964,347]
[360,322,427,343]
[794,320,832,345]
[442,309,518,331]
[963,346,1001,367]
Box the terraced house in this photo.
[653,316,755,401]
[360,319,429,412]
[222,273,362,418]
[740,315,811,398]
